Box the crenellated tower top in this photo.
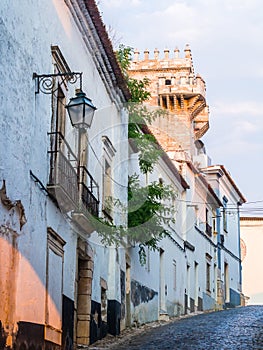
[133,45,192,60]
[130,45,205,95]
[128,45,209,152]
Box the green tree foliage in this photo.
[127,175,176,264]
[92,175,177,265]
[116,45,151,103]
[116,44,167,174]
[116,44,177,263]
[93,44,176,265]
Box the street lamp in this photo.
[33,71,97,178]
[66,89,97,129]
[33,71,98,216]
[33,72,97,129]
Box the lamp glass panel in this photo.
[68,104,83,126]
[84,104,95,127]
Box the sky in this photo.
[97,0,263,216]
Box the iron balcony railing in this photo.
[48,131,78,209]
[78,165,99,217]
[47,132,99,219]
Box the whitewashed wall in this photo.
[0,0,129,346]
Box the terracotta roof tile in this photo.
[82,0,131,101]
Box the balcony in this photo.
[72,166,99,234]
[47,132,100,235]
[47,132,78,212]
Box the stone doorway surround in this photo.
[76,238,94,346]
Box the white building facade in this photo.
[127,141,190,324]
[127,47,246,319]
[203,165,246,308]
[0,0,130,348]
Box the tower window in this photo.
[165,79,171,85]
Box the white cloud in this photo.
[235,121,258,134]
[134,2,204,46]
[220,0,262,10]
[204,128,263,162]
[213,102,263,117]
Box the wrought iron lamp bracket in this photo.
[33,72,83,94]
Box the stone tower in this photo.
[128,45,209,159]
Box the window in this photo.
[103,158,112,218]
[51,46,71,136]
[55,86,66,135]
[224,262,230,302]
[102,136,116,219]
[206,263,211,292]
[194,262,199,304]
[205,208,212,236]
[46,228,65,344]
[206,253,212,293]
[49,79,67,185]
[165,79,171,85]
[104,160,111,198]
[212,210,216,233]
[223,196,228,233]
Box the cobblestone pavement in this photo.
[89,306,263,349]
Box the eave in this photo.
[69,0,131,103]
[180,160,223,207]
[204,165,246,204]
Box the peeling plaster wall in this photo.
[0,1,57,336]
[46,201,77,301]
[0,224,19,341]
[0,0,128,347]
[203,292,216,311]
[130,279,159,325]
[127,246,159,324]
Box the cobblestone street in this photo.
[89,306,263,349]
